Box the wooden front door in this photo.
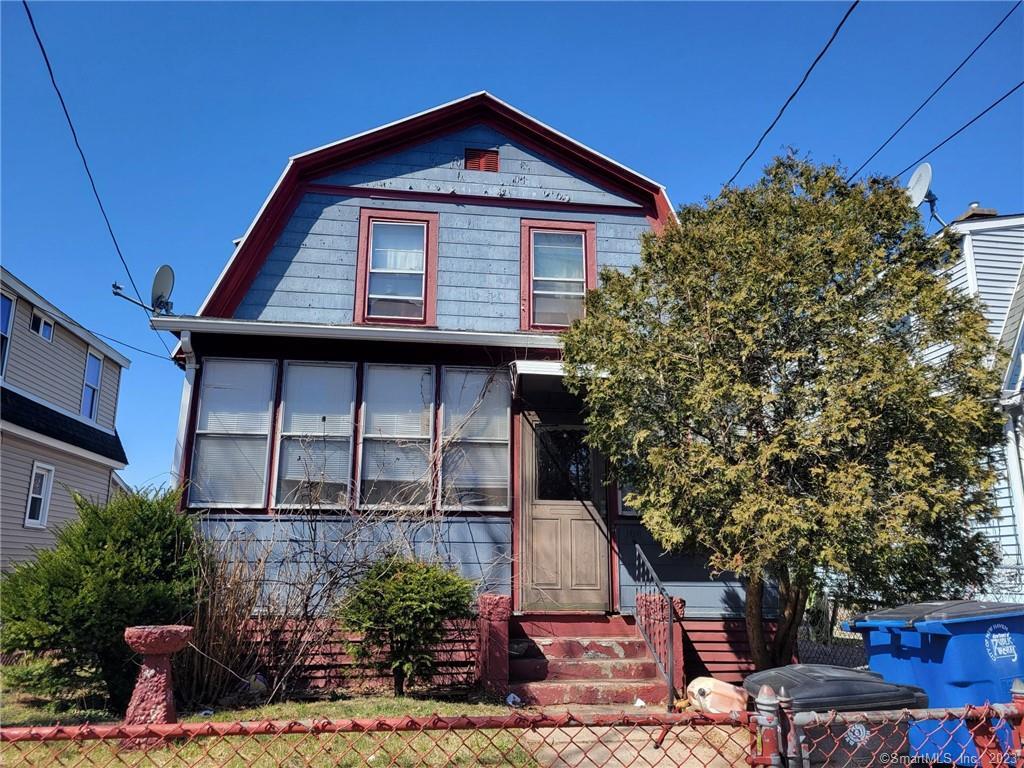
[521,412,610,611]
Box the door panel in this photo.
[521,414,609,611]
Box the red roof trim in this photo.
[202,93,673,318]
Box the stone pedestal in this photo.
[476,594,511,697]
[123,625,192,728]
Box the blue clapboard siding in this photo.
[616,521,779,619]
[235,192,649,329]
[198,514,512,595]
[315,124,643,209]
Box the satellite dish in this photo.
[907,162,932,208]
[151,265,175,314]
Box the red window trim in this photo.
[355,208,439,326]
[519,219,597,332]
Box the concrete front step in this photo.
[529,636,651,660]
[510,657,660,682]
[510,680,668,706]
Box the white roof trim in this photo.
[949,214,1024,234]
[195,92,674,318]
[1,420,127,469]
[511,359,565,378]
[152,315,562,350]
[0,267,131,368]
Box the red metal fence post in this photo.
[476,594,511,697]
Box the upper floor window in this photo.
[81,351,103,420]
[30,311,54,342]
[520,220,596,330]
[0,293,13,377]
[355,209,438,326]
[275,362,356,508]
[24,461,54,528]
[189,358,276,507]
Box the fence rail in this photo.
[2,701,1023,767]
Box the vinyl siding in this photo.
[235,193,649,330]
[971,227,1024,338]
[2,293,123,430]
[314,124,643,209]
[617,521,779,619]
[0,432,113,568]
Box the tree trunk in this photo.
[393,668,406,697]
[745,573,771,670]
[770,584,807,667]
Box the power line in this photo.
[848,1,1021,181]
[894,79,1024,178]
[20,0,173,357]
[91,331,174,362]
[725,0,860,187]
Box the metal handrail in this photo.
[633,543,676,711]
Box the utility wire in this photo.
[894,79,1024,178]
[20,0,173,357]
[726,0,860,187]
[91,331,174,362]
[848,1,1021,181]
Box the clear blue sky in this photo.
[3,1,1022,487]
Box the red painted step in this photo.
[529,636,651,660]
[510,657,660,682]
[510,680,668,706]
[511,614,639,639]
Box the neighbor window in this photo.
[359,364,434,507]
[357,209,437,325]
[521,221,594,329]
[80,351,103,420]
[24,462,54,528]
[440,367,510,510]
[190,359,276,507]
[0,293,13,377]
[30,311,54,342]
[275,362,356,508]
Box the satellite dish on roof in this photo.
[151,265,175,314]
[907,163,932,208]
[906,162,947,228]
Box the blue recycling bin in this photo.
[844,600,1024,765]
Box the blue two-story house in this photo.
[155,93,765,701]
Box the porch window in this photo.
[520,220,596,330]
[24,461,54,528]
[356,209,438,325]
[441,368,510,510]
[1,292,13,377]
[80,351,103,421]
[359,364,434,507]
[275,362,356,508]
[190,358,276,507]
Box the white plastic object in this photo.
[686,676,748,714]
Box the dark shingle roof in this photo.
[1,387,128,465]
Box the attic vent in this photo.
[465,148,500,173]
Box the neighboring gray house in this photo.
[0,267,130,568]
[947,209,1024,575]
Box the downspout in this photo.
[999,393,1024,567]
[170,330,199,485]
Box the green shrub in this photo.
[337,556,476,696]
[0,488,198,711]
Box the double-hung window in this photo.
[521,220,595,329]
[356,209,438,325]
[0,292,13,377]
[359,364,434,507]
[440,368,510,510]
[275,362,356,508]
[81,351,103,421]
[190,359,276,507]
[24,462,54,528]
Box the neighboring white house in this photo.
[0,267,131,568]
[947,208,1024,577]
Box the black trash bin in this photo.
[744,664,928,767]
